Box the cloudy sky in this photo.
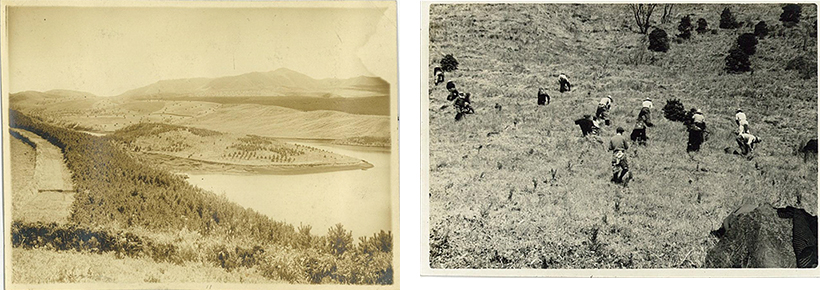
[7,2,396,96]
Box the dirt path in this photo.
[9,128,75,223]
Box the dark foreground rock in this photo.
[705,203,796,268]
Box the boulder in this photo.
[705,203,796,268]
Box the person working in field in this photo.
[735,109,750,134]
[609,127,630,184]
[558,74,571,92]
[434,67,445,86]
[630,110,649,145]
[640,97,654,127]
[537,88,550,105]
[574,114,599,137]
[596,95,613,126]
[446,81,459,101]
[687,109,707,152]
[454,92,475,121]
[735,132,762,157]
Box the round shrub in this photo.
[663,98,687,122]
[754,21,769,38]
[696,18,709,34]
[678,15,693,39]
[440,54,459,72]
[780,4,802,27]
[720,8,739,29]
[737,33,758,55]
[725,48,752,73]
[648,29,669,52]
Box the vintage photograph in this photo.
[423,3,818,274]
[2,0,397,286]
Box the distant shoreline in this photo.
[137,152,374,176]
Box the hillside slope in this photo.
[428,3,817,269]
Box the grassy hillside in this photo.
[8,110,393,284]
[428,4,817,269]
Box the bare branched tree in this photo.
[661,4,674,24]
[629,4,658,34]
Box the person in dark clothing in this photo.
[630,119,648,145]
[558,74,571,92]
[446,81,458,101]
[777,207,818,268]
[434,67,445,86]
[454,93,475,121]
[609,127,630,184]
[575,114,597,136]
[686,109,706,152]
[537,88,550,105]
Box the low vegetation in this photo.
[9,110,392,284]
[428,3,816,269]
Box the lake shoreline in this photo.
[136,152,374,176]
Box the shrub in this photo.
[326,223,353,256]
[754,21,769,38]
[737,33,758,55]
[648,29,669,52]
[786,56,817,79]
[725,48,752,73]
[719,8,739,29]
[780,4,801,27]
[440,54,459,72]
[696,18,709,34]
[678,15,693,39]
[662,98,687,122]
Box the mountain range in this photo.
[119,68,389,99]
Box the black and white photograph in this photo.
[2,0,397,287]
[423,2,818,275]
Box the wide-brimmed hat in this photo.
[736,108,743,113]
[696,109,703,114]
[644,97,651,101]
[607,95,613,100]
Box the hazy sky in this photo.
[8,4,396,96]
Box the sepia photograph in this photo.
[2,0,397,287]
[422,2,818,276]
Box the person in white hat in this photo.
[639,97,654,127]
[596,95,613,126]
[735,132,762,157]
[558,73,572,92]
[687,109,707,152]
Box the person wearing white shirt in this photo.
[558,74,571,92]
[596,95,613,126]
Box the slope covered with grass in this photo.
[428,3,817,269]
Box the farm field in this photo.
[427,3,817,269]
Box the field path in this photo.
[10,128,75,223]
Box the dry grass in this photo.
[428,3,817,269]
[12,248,275,284]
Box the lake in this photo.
[185,141,392,239]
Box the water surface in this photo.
[186,142,391,238]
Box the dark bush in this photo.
[440,54,459,72]
[648,29,670,52]
[780,4,802,27]
[696,18,709,34]
[754,21,769,38]
[678,15,693,39]
[737,33,758,55]
[786,56,817,79]
[725,48,752,73]
[663,98,687,122]
[720,8,739,29]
